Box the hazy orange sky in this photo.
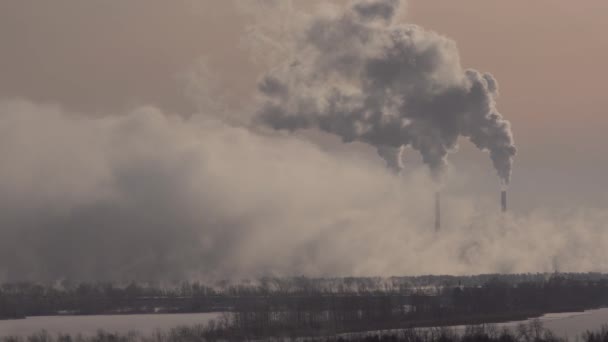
[0,0,606,210]
[408,1,608,210]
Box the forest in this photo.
[2,319,608,342]
[2,273,608,337]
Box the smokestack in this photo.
[501,190,507,213]
[435,191,441,231]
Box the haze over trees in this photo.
[3,273,608,337]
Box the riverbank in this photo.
[4,308,608,339]
[2,317,605,342]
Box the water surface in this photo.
[444,308,608,338]
[2,309,607,338]
[0,312,223,336]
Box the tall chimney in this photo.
[435,191,441,231]
[501,190,507,213]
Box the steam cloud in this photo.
[0,0,605,283]
[257,0,516,183]
[0,100,606,282]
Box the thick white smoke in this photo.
[0,100,606,282]
[257,0,516,184]
[0,0,604,283]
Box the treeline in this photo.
[3,320,608,342]
[0,281,231,318]
[225,275,608,337]
[2,273,608,326]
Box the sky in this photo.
[1,0,606,210]
[408,0,608,211]
[0,0,606,281]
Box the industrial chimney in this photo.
[501,190,507,213]
[435,191,441,231]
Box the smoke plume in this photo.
[257,0,516,184]
[0,99,606,282]
[0,0,605,283]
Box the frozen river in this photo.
[1,309,608,338]
[502,308,608,338]
[0,312,223,337]
[427,308,608,339]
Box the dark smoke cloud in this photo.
[353,0,400,21]
[376,145,404,174]
[257,0,516,184]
